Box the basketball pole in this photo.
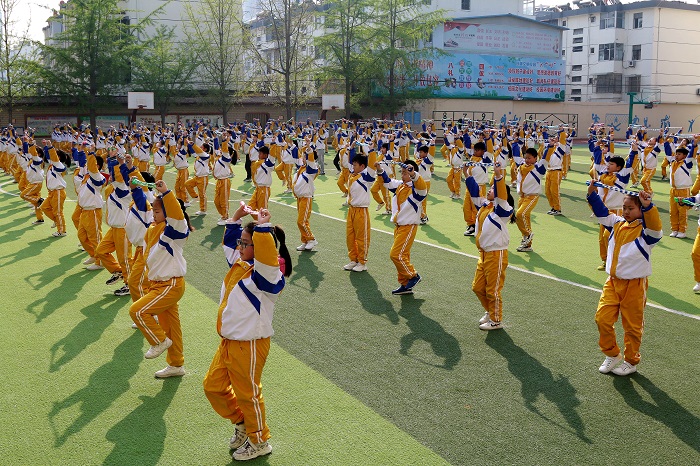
[131,104,145,124]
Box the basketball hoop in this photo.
[331,106,338,110]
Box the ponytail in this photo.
[505,184,517,224]
[273,225,292,277]
[177,198,195,232]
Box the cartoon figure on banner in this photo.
[611,116,621,132]
[632,115,640,126]
[688,117,696,132]
[592,113,601,124]
[643,117,649,127]
[660,115,671,129]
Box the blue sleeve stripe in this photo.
[530,171,541,184]
[130,207,150,228]
[254,225,273,233]
[252,270,285,295]
[115,187,130,198]
[407,197,419,212]
[158,239,174,256]
[238,281,262,314]
[164,224,189,240]
[223,223,243,249]
[634,238,650,261]
[487,214,503,230]
[357,181,368,192]
[587,192,609,218]
[494,204,512,218]
[90,176,105,186]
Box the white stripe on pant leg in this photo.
[363,209,369,262]
[524,196,537,234]
[122,232,131,277]
[494,251,504,322]
[398,225,416,277]
[249,340,263,436]
[136,280,174,342]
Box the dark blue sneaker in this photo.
[405,274,422,290]
[391,285,413,295]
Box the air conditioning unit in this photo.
[628,60,636,67]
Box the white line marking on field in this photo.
[230,187,700,321]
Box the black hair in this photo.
[404,159,419,172]
[625,194,642,208]
[177,198,195,232]
[676,147,689,155]
[525,147,538,158]
[203,143,211,153]
[57,149,71,168]
[501,183,517,224]
[473,141,487,152]
[242,222,292,277]
[259,145,270,155]
[141,171,156,184]
[381,143,389,151]
[418,145,429,154]
[95,155,104,170]
[609,156,625,169]
[353,154,368,168]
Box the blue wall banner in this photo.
[415,53,565,101]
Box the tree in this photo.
[183,0,244,125]
[0,0,38,124]
[367,0,444,118]
[246,0,317,119]
[39,0,157,129]
[314,0,374,118]
[131,26,198,126]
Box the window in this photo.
[562,50,566,56]
[573,46,583,52]
[600,11,624,29]
[571,89,582,95]
[590,47,595,54]
[599,43,624,61]
[590,15,596,23]
[573,28,583,35]
[572,65,583,71]
[627,75,641,93]
[571,76,582,82]
[632,44,641,61]
[589,77,594,84]
[573,37,583,44]
[461,0,470,10]
[571,97,582,102]
[596,73,623,93]
[562,20,567,27]
[633,12,643,29]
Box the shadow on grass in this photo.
[552,214,597,235]
[200,223,224,251]
[420,224,461,250]
[188,213,206,231]
[49,296,123,372]
[348,271,399,325]
[48,332,143,447]
[397,295,462,370]
[27,269,95,323]
[647,286,698,315]
[103,378,182,466]
[508,250,601,289]
[485,331,592,444]
[0,236,54,266]
[25,250,84,289]
[613,374,699,453]
[287,251,323,293]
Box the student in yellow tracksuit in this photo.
[76,149,106,269]
[445,138,465,199]
[336,142,351,198]
[467,163,515,330]
[370,143,393,214]
[344,151,377,271]
[173,140,190,203]
[587,184,661,376]
[664,138,698,237]
[544,130,567,215]
[130,180,191,378]
[19,138,46,225]
[376,160,427,294]
[248,145,276,211]
[513,146,547,252]
[639,137,661,193]
[684,194,700,293]
[204,206,289,461]
[213,136,234,225]
[40,141,69,237]
[293,146,319,251]
[184,139,211,216]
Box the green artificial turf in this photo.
[0,148,698,465]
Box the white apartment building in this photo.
[537,1,700,106]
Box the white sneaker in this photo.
[232,439,272,461]
[86,264,104,271]
[670,231,678,237]
[51,222,56,228]
[352,263,367,272]
[154,365,185,378]
[611,361,637,376]
[343,261,357,270]
[105,271,123,285]
[382,210,392,216]
[194,211,206,216]
[676,232,687,239]
[375,203,384,211]
[341,192,348,198]
[183,202,191,207]
[217,219,228,226]
[598,353,623,374]
[83,257,95,265]
[296,243,307,251]
[52,232,67,237]
[517,245,533,252]
[78,244,85,251]
[132,322,138,329]
[114,285,130,296]
[478,312,490,324]
[144,337,172,359]
[304,239,318,250]
[229,423,248,450]
[479,320,502,331]
[341,201,348,207]
[693,282,700,293]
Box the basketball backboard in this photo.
[128,92,155,110]
[322,94,345,110]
